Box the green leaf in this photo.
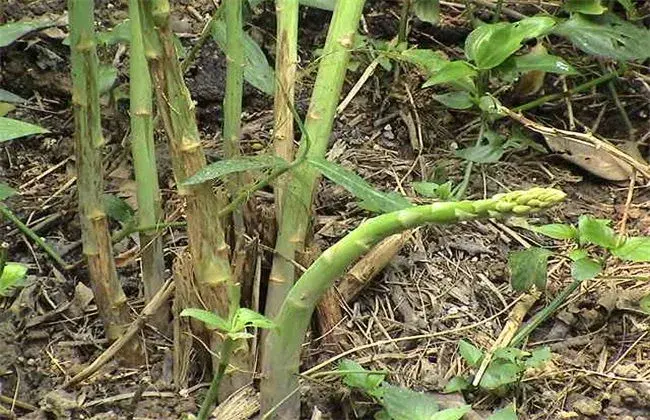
[532,223,578,240]
[458,339,483,367]
[413,0,440,24]
[0,89,25,104]
[431,406,472,420]
[493,347,526,363]
[525,346,551,368]
[564,0,607,15]
[479,360,521,390]
[512,52,577,75]
[568,248,588,261]
[379,384,440,420]
[478,95,505,115]
[577,215,618,249]
[639,294,650,314]
[97,19,131,45]
[180,308,231,331]
[98,65,118,95]
[211,20,275,95]
[0,19,54,48]
[400,49,448,73]
[611,237,650,262]
[616,0,637,17]
[423,61,477,88]
[412,181,453,200]
[308,157,412,213]
[443,376,470,393]
[184,155,289,185]
[0,262,28,296]
[0,183,18,201]
[227,331,255,341]
[0,117,48,143]
[508,247,553,291]
[231,307,275,331]
[488,405,518,420]
[103,194,135,226]
[455,144,505,163]
[571,257,602,280]
[465,17,556,69]
[338,359,386,392]
[432,91,475,109]
[554,13,650,61]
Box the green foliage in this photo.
[432,92,474,109]
[98,64,118,95]
[487,405,518,420]
[412,181,453,200]
[564,0,607,15]
[532,223,578,240]
[611,237,650,262]
[510,51,577,75]
[103,194,136,226]
[211,19,275,95]
[0,89,26,104]
[577,215,619,249]
[570,257,602,281]
[554,13,650,61]
[0,262,28,296]
[413,0,440,24]
[455,129,537,164]
[184,155,289,185]
[180,307,275,341]
[640,294,650,314]
[423,61,477,90]
[339,359,386,393]
[443,376,470,393]
[97,19,131,45]
[308,157,412,213]
[0,19,54,48]
[508,247,553,291]
[458,339,483,367]
[0,117,48,143]
[0,183,17,201]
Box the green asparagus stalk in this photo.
[129,0,169,332]
[266,0,366,319]
[68,0,135,348]
[272,0,299,223]
[261,188,566,418]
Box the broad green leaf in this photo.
[103,194,135,226]
[432,91,475,109]
[0,262,28,297]
[493,347,526,363]
[308,157,412,213]
[232,307,275,331]
[525,346,551,368]
[611,237,650,262]
[478,95,505,115]
[338,359,385,392]
[513,52,577,75]
[97,19,131,45]
[0,89,25,104]
[99,65,118,95]
[180,308,231,331]
[379,384,440,420]
[488,405,518,420]
[640,294,650,314]
[554,13,650,61]
[412,181,453,200]
[564,0,607,15]
[455,144,504,163]
[227,331,255,341]
[0,19,54,48]
[431,406,472,420]
[508,247,553,291]
[400,49,448,73]
[571,257,602,280]
[479,360,521,390]
[0,103,16,117]
[422,61,477,88]
[577,215,618,249]
[568,248,588,261]
[0,117,48,143]
[465,17,555,69]
[532,223,578,240]
[458,339,483,367]
[413,0,440,24]
[212,20,275,95]
[443,376,470,393]
[184,155,289,185]
[0,183,17,201]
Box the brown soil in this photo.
[2,1,650,420]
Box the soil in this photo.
[2,1,650,419]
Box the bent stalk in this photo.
[68,0,135,350]
[261,188,566,418]
[129,0,169,332]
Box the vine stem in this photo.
[197,337,234,420]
